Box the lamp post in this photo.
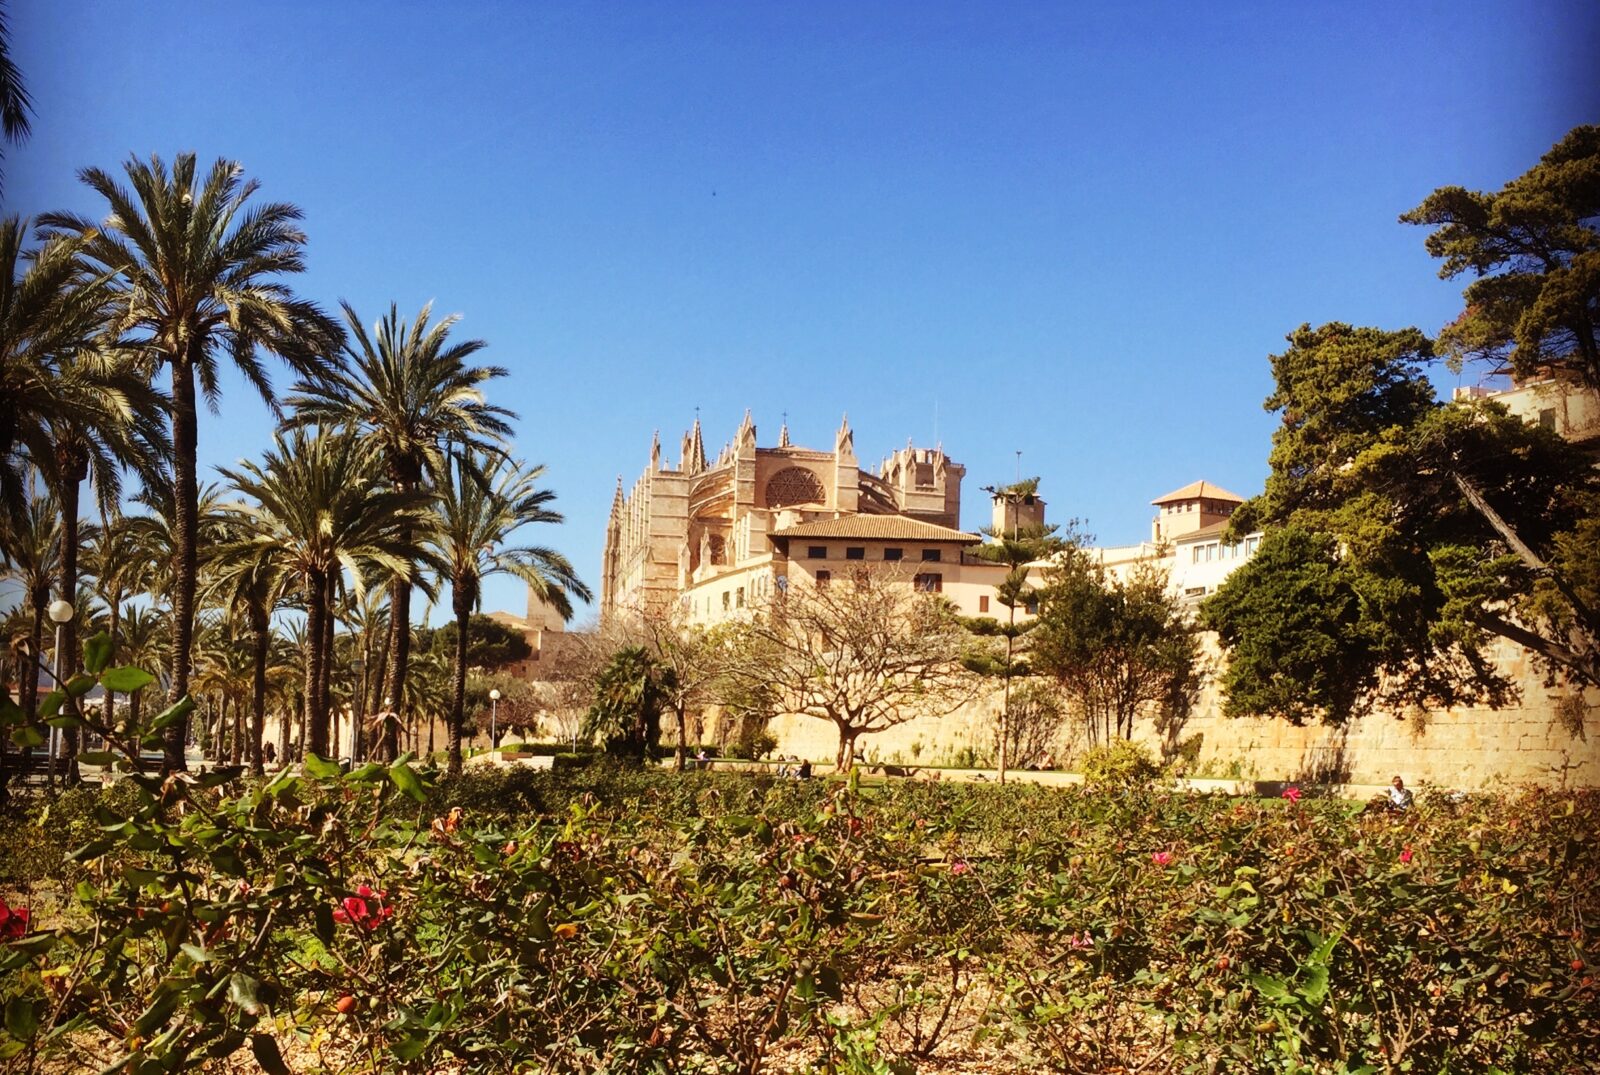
[46,598,75,786]
[489,688,501,753]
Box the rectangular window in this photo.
[921,549,942,562]
[807,545,827,559]
[1539,408,1557,431]
[978,595,990,613]
[721,591,730,611]
[883,547,903,561]
[846,546,866,561]
[1025,595,1039,615]
[815,569,831,590]
[1246,536,1259,556]
[913,572,943,593]
[736,586,745,608]
[1192,546,1201,564]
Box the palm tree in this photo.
[218,429,437,759]
[41,154,342,771]
[114,604,166,741]
[84,513,151,731]
[0,218,120,525]
[430,452,590,774]
[0,1,31,193]
[205,516,289,774]
[0,494,58,790]
[124,480,228,616]
[284,302,510,760]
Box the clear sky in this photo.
[7,1,1597,623]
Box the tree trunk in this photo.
[380,575,412,761]
[104,596,121,732]
[447,597,472,775]
[249,601,268,776]
[305,569,329,758]
[56,451,87,786]
[164,358,200,772]
[835,727,859,773]
[998,609,1017,785]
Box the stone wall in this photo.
[764,634,1600,789]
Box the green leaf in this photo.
[251,1033,292,1075]
[9,724,43,749]
[75,750,118,766]
[83,632,114,675]
[228,972,264,1016]
[391,1033,432,1061]
[1298,965,1330,1006]
[38,690,65,720]
[388,759,425,802]
[303,753,342,779]
[1250,974,1291,1003]
[66,674,96,698]
[101,666,156,694]
[149,696,196,732]
[314,903,335,945]
[3,997,38,1041]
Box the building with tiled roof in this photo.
[600,413,1016,625]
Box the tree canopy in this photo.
[1402,125,1600,388]
[1205,322,1600,722]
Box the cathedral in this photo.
[600,412,999,623]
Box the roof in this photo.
[771,514,980,543]
[1151,480,1246,506]
[1170,520,1232,544]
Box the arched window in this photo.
[765,467,826,508]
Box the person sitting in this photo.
[1388,775,1414,812]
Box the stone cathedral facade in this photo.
[600,412,979,623]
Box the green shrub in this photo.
[1078,737,1162,788]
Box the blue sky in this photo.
[8,1,1597,623]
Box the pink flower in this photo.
[950,860,971,876]
[332,885,394,930]
[1067,931,1093,950]
[1150,851,1174,867]
[1282,786,1302,803]
[1399,846,1414,864]
[0,899,28,940]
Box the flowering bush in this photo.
[0,660,1595,1073]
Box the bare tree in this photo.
[722,571,975,771]
[608,600,732,770]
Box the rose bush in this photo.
[0,650,1594,1072]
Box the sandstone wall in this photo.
[765,634,1600,789]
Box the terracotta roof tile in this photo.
[1151,480,1246,505]
[771,515,980,543]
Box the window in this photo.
[883,547,903,562]
[807,545,827,559]
[1539,408,1557,431]
[721,591,730,611]
[913,572,943,593]
[815,570,831,590]
[1185,586,1206,597]
[978,595,990,613]
[846,546,866,561]
[736,586,745,608]
[920,549,942,562]
[1025,595,1039,615]
[1191,546,1202,564]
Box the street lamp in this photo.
[489,688,501,752]
[46,599,75,784]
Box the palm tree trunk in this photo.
[104,596,121,732]
[305,569,329,758]
[447,596,471,775]
[380,576,411,761]
[249,602,268,776]
[56,451,86,786]
[323,571,338,758]
[164,358,200,772]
